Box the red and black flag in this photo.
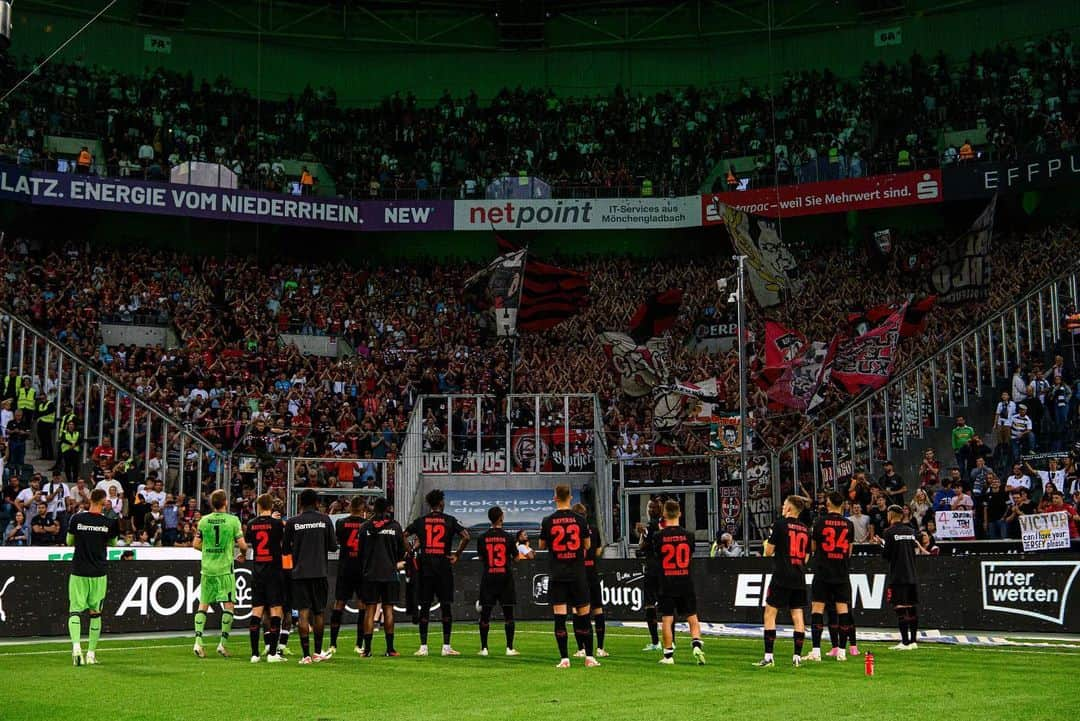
[629,289,684,343]
[900,295,937,337]
[517,257,589,331]
[846,296,936,338]
[492,234,589,332]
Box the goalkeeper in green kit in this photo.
[68,488,119,666]
[193,489,248,658]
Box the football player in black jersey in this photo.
[245,494,286,663]
[477,505,531,656]
[635,498,663,651]
[405,489,470,656]
[806,491,855,662]
[653,500,705,666]
[330,496,368,656]
[881,505,921,650]
[66,488,118,666]
[754,495,810,668]
[358,496,406,657]
[539,484,598,668]
[571,502,608,658]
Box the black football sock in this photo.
[385,632,394,653]
[895,608,909,645]
[594,613,606,650]
[300,632,311,659]
[313,616,324,655]
[357,615,365,648]
[503,606,516,649]
[479,606,492,650]
[363,633,373,654]
[645,607,659,645]
[268,617,281,657]
[906,609,919,645]
[793,631,805,657]
[847,619,858,646]
[664,645,674,659]
[838,612,853,649]
[418,609,430,645]
[692,638,702,650]
[330,609,343,648]
[278,627,289,648]
[763,629,776,656]
[441,614,453,646]
[811,613,824,650]
[826,604,839,647]
[249,619,261,657]
[573,614,594,657]
[554,614,569,659]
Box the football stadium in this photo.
[0,0,1078,719]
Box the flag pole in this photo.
[734,254,751,549]
[507,244,528,396]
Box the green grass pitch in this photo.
[2,623,1076,721]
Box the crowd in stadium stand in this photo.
[1,217,1079,547]
[0,31,1075,197]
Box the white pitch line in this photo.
[2,631,1078,658]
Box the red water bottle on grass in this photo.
[864,651,875,677]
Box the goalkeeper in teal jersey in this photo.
[193,489,248,658]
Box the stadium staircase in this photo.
[0,310,222,502]
[772,261,1080,493]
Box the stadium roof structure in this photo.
[15,0,1017,51]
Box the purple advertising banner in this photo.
[0,164,453,232]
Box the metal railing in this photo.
[0,310,223,507]
[772,260,1080,500]
[283,456,388,517]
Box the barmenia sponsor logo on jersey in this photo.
[292,522,327,530]
[733,573,888,609]
[980,561,1080,625]
[115,568,254,620]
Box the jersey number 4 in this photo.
[347,528,360,554]
[550,524,581,553]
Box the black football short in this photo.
[291,577,329,613]
[547,571,589,609]
[281,571,292,612]
[588,572,603,609]
[887,583,918,607]
[479,575,516,607]
[419,570,455,608]
[644,571,660,607]
[335,569,365,603]
[811,576,851,606]
[251,567,286,608]
[765,580,806,610]
[658,581,697,617]
[362,580,400,606]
